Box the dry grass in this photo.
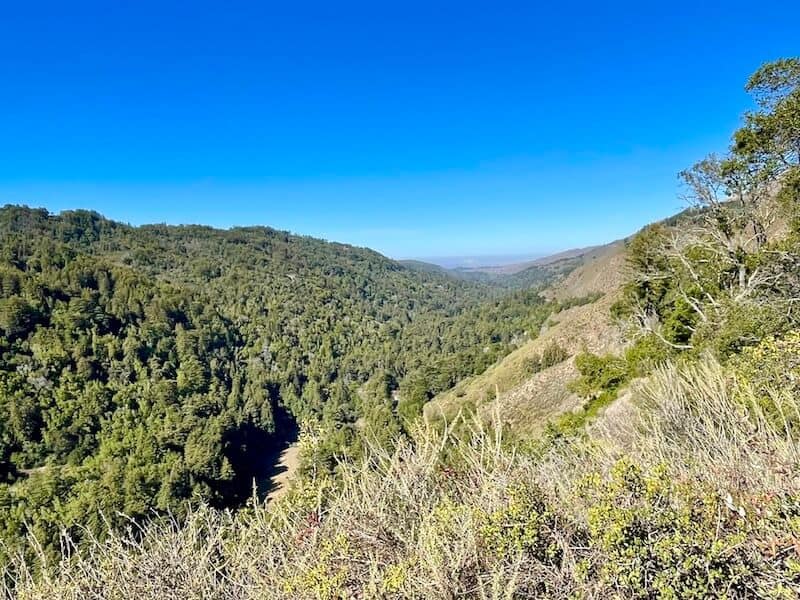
[426,242,628,437]
[633,359,800,496]
[5,358,800,599]
[426,289,625,435]
[542,241,626,302]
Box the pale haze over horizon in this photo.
[2,2,798,259]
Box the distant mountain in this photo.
[402,242,622,291]
[453,243,611,275]
[412,253,545,270]
[396,259,454,275]
[397,259,501,283]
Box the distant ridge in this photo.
[453,243,611,275]
[402,241,620,278]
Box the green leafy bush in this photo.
[624,333,674,376]
[570,353,630,399]
[732,329,800,432]
[582,459,753,598]
[477,483,562,564]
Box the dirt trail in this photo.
[266,442,301,501]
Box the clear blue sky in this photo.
[1,1,797,260]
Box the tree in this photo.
[0,296,39,339]
[622,58,800,354]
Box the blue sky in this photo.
[1,1,797,261]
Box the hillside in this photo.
[402,243,616,291]
[453,242,609,275]
[14,356,799,598]
[0,205,578,564]
[425,240,627,434]
[542,240,626,300]
[400,255,585,289]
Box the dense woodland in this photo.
[0,207,567,562]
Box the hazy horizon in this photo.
[403,253,550,269]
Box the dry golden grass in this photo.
[6,358,800,599]
[426,290,625,435]
[542,241,626,302]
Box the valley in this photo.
[2,56,800,598]
[0,204,581,566]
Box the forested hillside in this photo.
[0,206,570,564]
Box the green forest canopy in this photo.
[0,205,567,560]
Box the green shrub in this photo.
[694,300,791,358]
[570,352,629,399]
[624,334,674,376]
[477,483,561,564]
[732,329,800,432]
[582,459,753,598]
[523,342,569,375]
[540,342,569,369]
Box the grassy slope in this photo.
[425,241,627,435]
